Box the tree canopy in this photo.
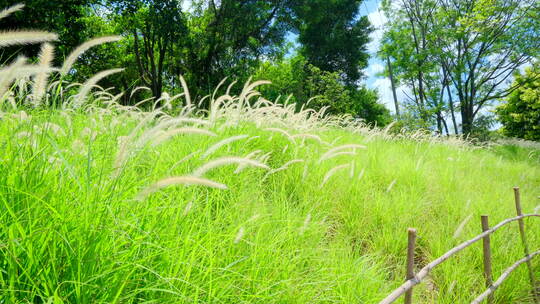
[380,0,540,135]
[496,63,540,140]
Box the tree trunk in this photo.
[386,56,400,118]
[445,82,459,134]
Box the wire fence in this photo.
[379,187,540,304]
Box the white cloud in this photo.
[182,0,194,13]
[366,5,387,54]
[366,62,384,78]
[373,78,411,115]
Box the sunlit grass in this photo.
[0,106,538,303]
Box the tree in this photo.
[106,0,187,99]
[180,0,294,103]
[291,0,372,85]
[496,63,540,140]
[254,55,391,125]
[381,0,540,135]
[380,0,448,133]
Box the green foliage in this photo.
[255,55,391,126]
[496,64,540,141]
[0,0,378,116]
[0,0,96,60]
[380,0,540,135]
[292,0,372,84]
[0,107,538,303]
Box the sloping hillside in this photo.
[1,91,538,303]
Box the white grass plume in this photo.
[386,179,397,192]
[31,43,54,106]
[263,159,304,179]
[319,151,357,163]
[263,127,294,142]
[290,133,323,144]
[415,157,423,171]
[130,86,151,98]
[183,201,194,216]
[113,112,159,175]
[320,164,350,188]
[257,151,272,163]
[299,213,311,235]
[179,74,191,106]
[234,226,245,244]
[151,128,216,146]
[302,164,309,180]
[0,4,24,20]
[137,117,210,146]
[136,176,227,200]
[167,150,201,174]
[0,30,57,47]
[452,215,472,239]
[0,56,26,97]
[319,144,366,163]
[192,157,269,177]
[358,168,365,180]
[61,36,121,75]
[40,122,66,136]
[234,150,263,173]
[73,68,124,107]
[201,135,248,158]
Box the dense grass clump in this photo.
[0,4,539,301]
[0,96,538,303]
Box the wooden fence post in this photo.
[405,228,417,304]
[513,187,539,303]
[481,215,494,304]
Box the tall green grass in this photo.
[0,4,539,302]
[0,106,538,303]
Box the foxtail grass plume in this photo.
[320,164,350,188]
[179,74,191,106]
[299,213,311,235]
[0,30,57,47]
[452,215,472,239]
[136,176,228,200]
[0,56,26,98]
[290,133,323,144]
[264,127,294,143]
[201,135,248,158]
[319,144,366,163]
[264,159,304,179]
[234,226,245,244]
[31,43,54,107]
[320,151,357,163]
[358,168,365,180]
[302,164,309,180]
[234,150,263,173]
[61,36,122,75]
[193,157,269,177]
[151,128,216,147]
[183,201,194,215]
[73,68,124,107]
[386,179,397,192]
[0,4,24,20]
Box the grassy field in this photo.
[0,91,539,303]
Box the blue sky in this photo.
[360,0,403,114]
